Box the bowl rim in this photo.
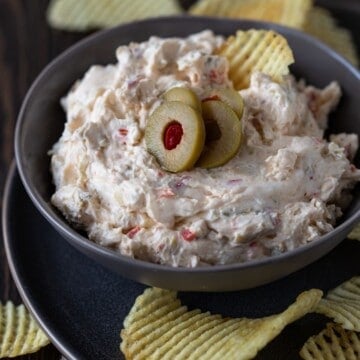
[14,15,360,274]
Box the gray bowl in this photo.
[15,16,360,291]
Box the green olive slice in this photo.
[163,87,202,112]
[203,88,244,119]
[145,101,205,173]
[197,100,242,169]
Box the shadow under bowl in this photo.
[15,16,360,291]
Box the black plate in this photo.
[3,163,360,359]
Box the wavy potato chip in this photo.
[189,0,225,17]
[303,7,359,67]
[189,0,311,29]
[300,323,360,360]
[217,29,294,90]
[120,287,322,360]
[348,223,360,240]
[315,277,360,331]
[189,1,358,67]
[0,302,49,358]
[47,0,182,31]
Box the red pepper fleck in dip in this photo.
[181,229,196,241]
[118,128,128,136]
[126,226,141,239]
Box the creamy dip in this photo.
[50,31,360,267]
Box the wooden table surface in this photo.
[0,0,358,359]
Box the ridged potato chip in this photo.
[189,1,358,67]
[120,287,322,360]
[189,0,311,29]
[315,277,360,331]
[217,29,294,90]
[300,323,360,360]
[303,7,359,67]
[0,302,49,358]
[348,223,360,241]
[189,0,225,17]
[47,0,182,31]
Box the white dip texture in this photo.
[50,31,360,267]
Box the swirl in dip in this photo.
[50,31,360,267]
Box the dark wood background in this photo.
[0,0,358,359]
[0,1,86,358]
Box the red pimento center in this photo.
[202,94,220,102]
[164,121,183,150]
